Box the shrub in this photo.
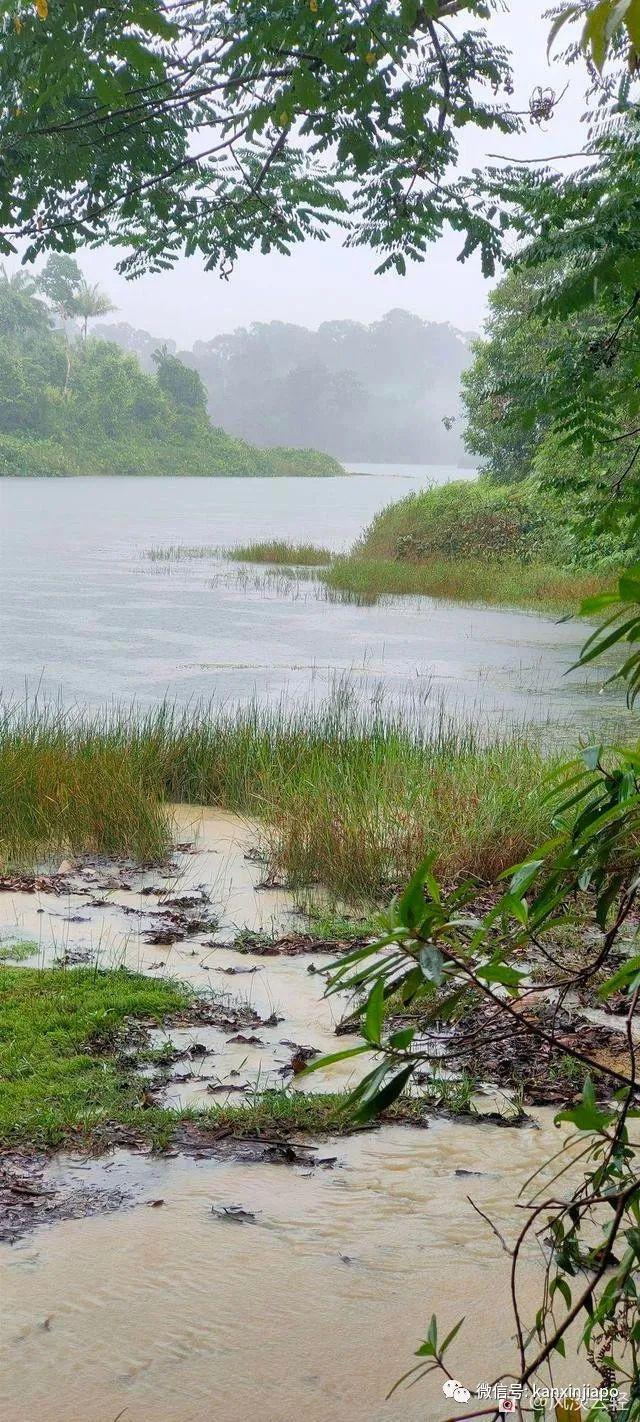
[357,479,574,565]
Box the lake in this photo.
[0,469,618,729]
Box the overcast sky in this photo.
[33,2,589,347]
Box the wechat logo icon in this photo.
[442,1379,472,1403]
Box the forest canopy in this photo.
[0,262,343,477]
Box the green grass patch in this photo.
[301,905,381,941]
[321,555,610,614]
[1,697,557,897]
[0,965,191,1147]
[0,965,440,1150]
[225,539,333,566]
[0,940,38,963]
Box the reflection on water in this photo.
[0,473,624,730]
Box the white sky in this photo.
[26,2,589,345]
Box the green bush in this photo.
[357,479,576,565]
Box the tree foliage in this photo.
[0,266,342,476]
[0,1,519,277]
[153,345,208,410]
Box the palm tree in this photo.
[1,265,37,296]
[72,280,116,345]
[0,264,48,334]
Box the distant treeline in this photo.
[96,309,475,466]
[0,263,343,478]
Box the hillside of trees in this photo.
[0,260,342,479]
[96,309,475,466]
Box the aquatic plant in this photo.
[321,554,611,614]
[225,540,333,566]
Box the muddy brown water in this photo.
[0,808,603,1420]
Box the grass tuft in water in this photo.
[144,544,219,561]
[225,540,333,565]
[0,940,38,963]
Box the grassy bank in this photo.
[325,479,615,611]
[223,482,617,612]
[0,965,432,1150]
[322,555,610,613]
[0,697,556,897]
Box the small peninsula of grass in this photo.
[1,698,556,898]
[328,479,615,611]
[322,555,611,613]
[226,539,333,565]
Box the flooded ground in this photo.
[0,808,607,1421]
[0,472,622,728]
[1,1121,574,1422]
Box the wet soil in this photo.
[0,805,633,1231]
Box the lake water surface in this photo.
[0,470,619,729]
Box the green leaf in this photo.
[547,5,581,56]
[388,1026,415,1049]
[419,943,444,987]
[364,979,385,1044]
[551,1274,573,1308]
[397,855,433,930]
[300,1044,374,1075]
[626,0,640,44]
[439,1315,465,1355]
[582,1,612,71]
[476,958,526,989]
[353,1062,415,1123]
[599,953,640,996]
[556,1078,612,1133]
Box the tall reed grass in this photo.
[226,540,333,565]
[322,556,611,614]
[0,692,557,897]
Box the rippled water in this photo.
[0,471,621,728]
[0,1122,568,1422]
